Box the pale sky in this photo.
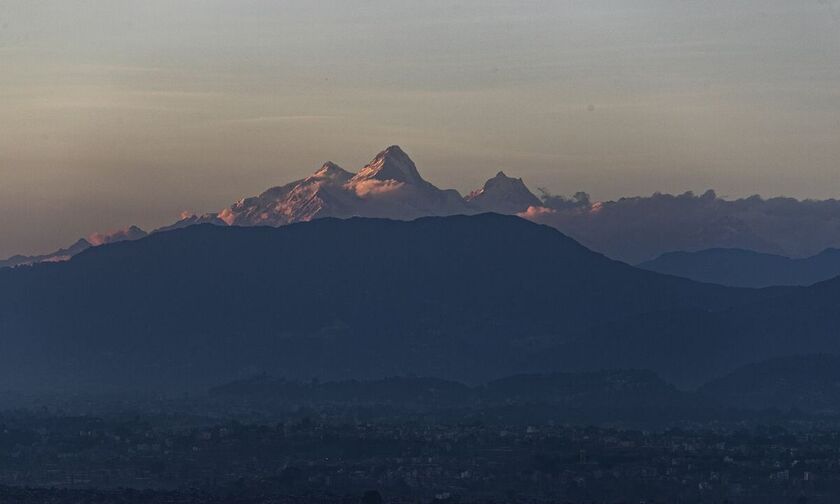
[1,0,840,256]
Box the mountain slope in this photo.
[639,248,840,287]
[541,275,840,388]
[700,354,840,414]
[0,238,92,269]
[0,214,760,392]
[0,226,148,269]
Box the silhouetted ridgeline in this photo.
[2,213,838,392]
[701,354,840,414]
[210,364,840,423]
[639,247,840,288]
[0,214,767,392]
[209,371,722,424]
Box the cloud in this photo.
[524,189,840,263]
[219,115,342,124]
[87,226,147,246]
[218,208,236,226]
[538,189,591,211]
[517,206,556,219]
[349,179,406,198]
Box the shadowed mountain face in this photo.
[542,275,840,388]
[639,248,840,288]
[0,238,91,269]
[0,214,761,393]
[700,355,840,414]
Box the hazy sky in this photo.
[2,0,840,256]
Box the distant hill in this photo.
[0,238,91,269]
[0,213,759,392]
[0,226,147,269]
[211,371,722,424]
[541,276,840,388]
[639,248,840,287]
[700,355,840,414]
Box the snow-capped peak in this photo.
[465,171,542,214]
[3,146,551,268]
[313,161,353,182]
[351,145,426,185]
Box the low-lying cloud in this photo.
[524,190,840,263]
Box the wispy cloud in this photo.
[74,63,165,74]
[34,100,188,113]
[219,115,343,124]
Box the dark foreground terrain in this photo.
[0,415,836,504]
[0,213,811,391]
[0,381,838,504]
[2,216,840,503]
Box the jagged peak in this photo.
[379,145,410,160]
[489,171,528,185]
[70,237,92,248]
[351,145,425,185]
[468,171,531,197]
[313,161,353,181]
[465,171,542,212]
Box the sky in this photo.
[1,0,840,257]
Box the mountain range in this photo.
[1,146,541,269]
[639,247,840,288]
[214,356,840,420]
[8,145,840,270]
